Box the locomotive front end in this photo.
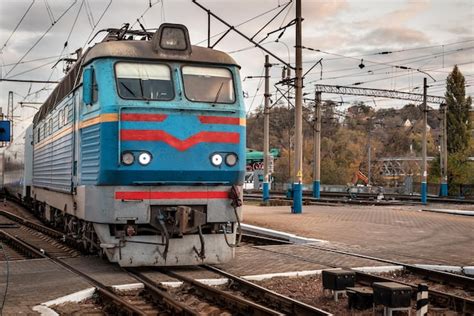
[78,24,245,266]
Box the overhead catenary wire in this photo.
[6,59,58,79]
[4,0,78,77]
[0,0,36,54]
[194,1,292,46]
[130,0,161,29]
[21,0,112,106]
[1,55,64,68]
[302,45,474,77]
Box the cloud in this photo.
[360,27,430,46]
[304,0,349,20]
[356,0,430,29]
[383,1,430,25]
[446,26,472,34]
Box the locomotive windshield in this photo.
[116,62,174,100]
[182,66,235,103]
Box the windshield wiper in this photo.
[213,81,224,103]
[120,81,137,97]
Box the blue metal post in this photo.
[292,182,302,213]
[263,182,270,202]
[312,180,320,199]
[421,182,427,205]
[440,182,448,197]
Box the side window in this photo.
[92,72,98,103]
[48,118,53,135]
[53,114,58,132]
[37,127,41,143]
[58,109,64,128]
[67,104,73,122]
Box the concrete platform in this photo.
[0,259,90,315]
[242,203,474,266]
[0,257,140,315]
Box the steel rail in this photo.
[0,230,45,259]
[246,189,474,204]
[304,244,474,291]
[241,226,474,290]
[203,265,333,316]
[244,194,410,206]
[241,229,474,314]
[125,269,198,315]
[0,214,147,315]
[159,268,287,316]
[244,191,474,205]
[0,210,77,244]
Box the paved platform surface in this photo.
[0,259,89,315]
[242,203,474,266]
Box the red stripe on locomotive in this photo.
[115,191,229,200]
[198,116,240,125]
[121,113,168,121]
[120,130,239,151]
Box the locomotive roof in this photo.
[33,40,239,125]
[83,40,239,67]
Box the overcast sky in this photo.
[0,0,473,135]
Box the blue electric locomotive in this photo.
[6,23,245,266]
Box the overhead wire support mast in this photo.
[313,91,321,199]
[292,0,303,214]
[263,55,272,203]
[192,0,293,69]
[421,78,428,205]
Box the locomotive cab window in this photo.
[116,62,173,101]
[182,66,235,103]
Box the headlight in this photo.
[225,153,238,166]
[210,153,223,166]
[121,152,134,165]
[138,152,152,165]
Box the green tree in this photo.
[445,65,472,153]
[430,65,474,190]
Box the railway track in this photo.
[150,265,331,316]
[0,212,81,260]
[0,207,334,315]
[242,231,474,314]
[244,190,474,205]
[0,209,195,315]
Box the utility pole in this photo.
[313,91,321,199]
[7,91,13,142]
[263,55,271,202]
[421,78,428,205]
[439,103,448,196]
[367,117,372,186]
[286,67,291,181]
[292,0,303,213]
